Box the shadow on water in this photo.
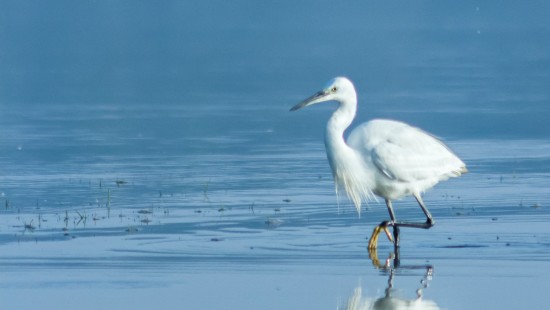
[341,247,439,310]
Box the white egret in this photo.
[290,77,467,248]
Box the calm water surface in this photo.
[1,1,550,309]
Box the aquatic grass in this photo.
[107,188,111,218]
[64,210,69,228]
[249,202,255,215]
[202,179,211,202]
[75,210,87,227]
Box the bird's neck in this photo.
[323,97,373,214]
[324,99,358,188]
[324,99,357,153]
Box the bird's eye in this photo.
[331,87,338,92]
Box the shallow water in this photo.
[1,1,550,309]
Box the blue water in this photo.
[1,1,550,309]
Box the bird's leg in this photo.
[367,224,392,249]
[392,225,400,248]
[367,199,397,249]
[367,247,399,269]
[392,194,436,229]
[368,196,436,248]
[391,195,436,229]
[385,199,400,247]
[414,193,435,227]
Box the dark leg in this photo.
[385,199,397,222]
[384,199,400,247]
[369,195,436,248]
[393,225,401,248]
[387,194,435,229]
[376,195,435,247]
[366,246,400,269]
[393,246,400,268]
[414,193,435,227]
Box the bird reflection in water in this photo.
[341,248,439,310]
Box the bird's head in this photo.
[290,76,356,111]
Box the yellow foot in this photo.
[367,224,393,249]
[368,247,393,269]
[368,247,380,267]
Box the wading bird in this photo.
[290,77,466,248]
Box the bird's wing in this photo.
[349,120,466,183]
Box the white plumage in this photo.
[291,76,466,247]
[347,119,466,204]
[343,286,440,310]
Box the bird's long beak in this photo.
[289,90,330,111]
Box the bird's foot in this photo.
[367,222,394,249]
[368,247,394,269]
